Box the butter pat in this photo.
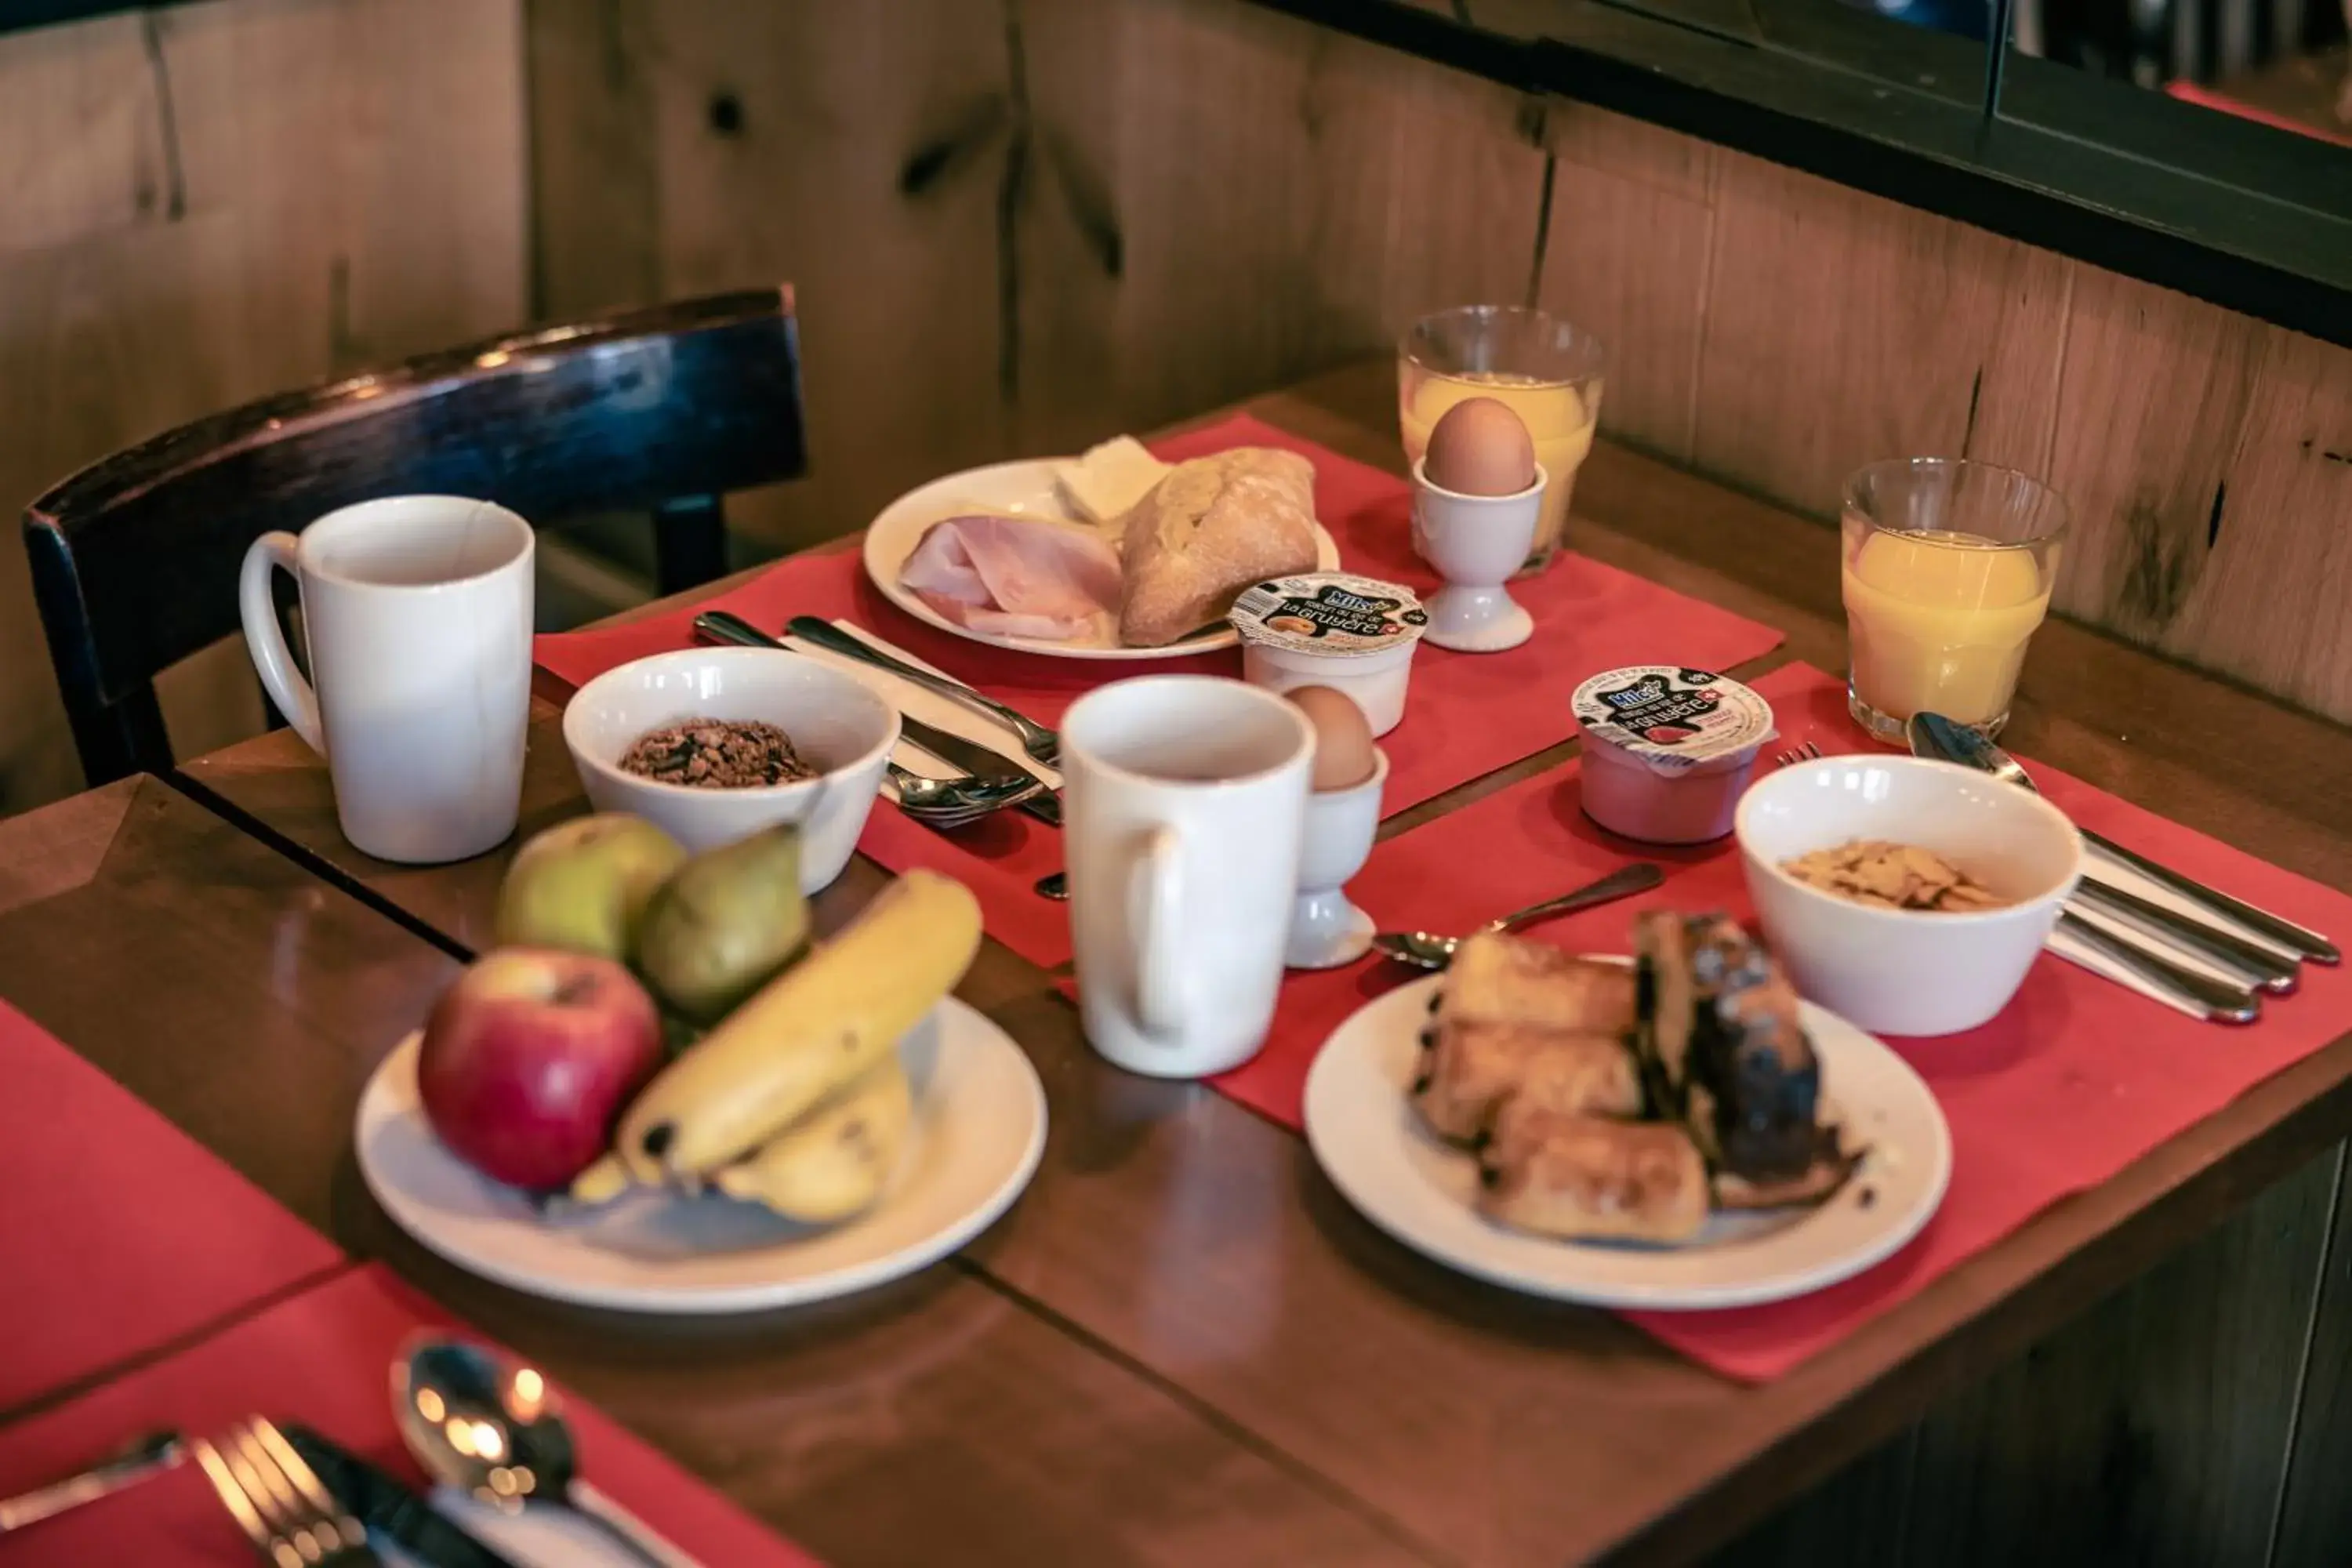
[1055,436,1172,527]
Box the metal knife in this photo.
[2071,875,2299,994]
[2057,909,2262,1025]
[281,1426,519,1568]
[0,1428,182,1533]
[694,612,1062,827]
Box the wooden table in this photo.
[45,361,2352,1564]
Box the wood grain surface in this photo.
[0,0,525,812]
[181,362,2352,1565]
[0,776,1431,1566]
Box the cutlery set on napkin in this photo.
[0,1341,705,1568]
[694,612,1064,832]
[1906,713,2339,1023]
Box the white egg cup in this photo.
[1287,749,1388,970]
[1410,459,1546,653]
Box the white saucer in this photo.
[1301,971,1951,1310]
[863,457,1339,661]
[356,1000,1046,1314]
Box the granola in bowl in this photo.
[619,718,818,789]
[1779,840,2010,913]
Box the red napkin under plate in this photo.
[533,416,1782,968]
[0,1265,818,1566]
[1212,664,2352,1381]
[0,997,344,1417]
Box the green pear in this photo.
[494,814,688,962]
[633,823,811,1024]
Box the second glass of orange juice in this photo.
[1841,458,2069,744]
[1399,307,1606,575]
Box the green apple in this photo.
[494,814,688,962]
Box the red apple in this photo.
[416,948,664,1192]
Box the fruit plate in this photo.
[1301,971,1951,1311]
[863,457,1341,661]
[356,1000,1046,1314]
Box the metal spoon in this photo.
[1907,712,2335,969]
[395,1338,698,1568]
[1371,862,1664,970]
[891,764,1047,828]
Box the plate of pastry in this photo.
[1301,912,1951,1309]
[864,437,1341,660]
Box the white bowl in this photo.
[561,648,899,887]
[1735,755,2082,1036]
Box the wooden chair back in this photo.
[23,287,804,785]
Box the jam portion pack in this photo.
[1572,666,1774,776]
[1231,572,1427,657]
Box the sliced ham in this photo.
[898,512,1123,643]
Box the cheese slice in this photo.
[1054,435,1173,528]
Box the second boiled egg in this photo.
[1286,685,1378,791]
[1422,396,1537,498]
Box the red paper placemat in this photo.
[1211,664,2352,1381]
[0,1265,818,1566]
[0,998,345,1416]
[533,416,1781,967]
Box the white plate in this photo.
[356,1000,1046,1313]
[862,457,1341,660]
[1301,971,1951,1310]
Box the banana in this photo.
[713,1058,914,1222]
[614,869,981,1181]
[566,1152,635,1207]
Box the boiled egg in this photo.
[1422,396,1537,497]
[1286,685,1378,791]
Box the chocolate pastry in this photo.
[1634,912,1832,1186]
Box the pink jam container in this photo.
[1571,666,1776,844]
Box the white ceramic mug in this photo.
[1064,676,1315,1078]
[239,495,535,865]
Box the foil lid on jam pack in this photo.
[1571,666,1775,776]
[1229,573,1427,658]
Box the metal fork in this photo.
[1775,739,1823,768]
[194,1418,377,1567]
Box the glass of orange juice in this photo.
[1399,307,1606,575]
[1841,458,2069,744]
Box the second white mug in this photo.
[1064,675,1315,1078]
[239,495,535,865]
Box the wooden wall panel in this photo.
[524,0,1547,556]
[1685,151,2072,517]
[525,0,1016,553]
[1537,104,1717,460]
[2034,267,2267,661]
[1022,0,1547,455]
[0,0,526,813]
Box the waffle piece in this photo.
[1434,931,1639,1036]
[1477,1105,1709,1243]
[1412,1022,1640,1143]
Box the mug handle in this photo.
[238,532,325,754]
[1129,825,1187,1040]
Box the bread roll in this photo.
[1118,448,1319,647]
[1477,1107,1709,1243]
